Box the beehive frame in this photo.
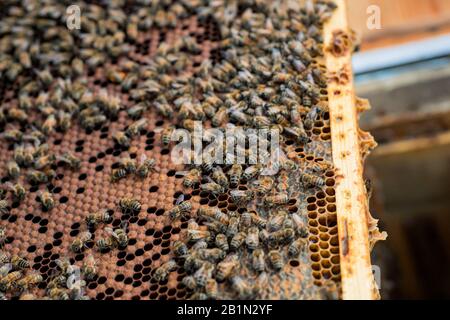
[324,0,378,300]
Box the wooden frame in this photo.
[324,0,379,300]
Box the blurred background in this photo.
[348,0,450,299]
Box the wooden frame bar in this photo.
[324,0,378,300]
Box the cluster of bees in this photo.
[71,198,142,254]
[111,154,158,182]
[0,243,92,300]
[144,0,338,299]
[0,0,338,300]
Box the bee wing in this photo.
[139,153,147,164]
[120,221,128,232]
[175,171,188,177]
[175,194,184,205]
[153,128,164,133]
[104,227,118,239]
[2,182,14,190]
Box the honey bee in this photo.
[11,255,30,270]
[81,115,107,130]
[118,198,141,214]
[57,111,72,132]
[187,229,211,243]
[198,207,229,225]
[110,168,128,182]
[69,279,88,300]
[263,193,289,207]
[215,233,229,252]
[42,114,57,135]
[211,166,229,189]
[194,262,214,287]
[0,270,22,291]
[19,51,31,69]
[268,210,288,232]
[0,250,10,264]
[284,126,309,144]
[126,118,147,137]
[7,182,27,203]
[6,161,20,179]
[57,152,81,170]
[0,265,9,279]
[205,278,219,299]
[183,255,204,274]
[71,231,92,253]
[36,189,54,210]
[106,69,125,84]
[304,106,320,130]
[168,195,192,221]
[187,218,199,231]
[7,107,28,123]
[268,250,283,270]
[18,293,37,300]
[122,73,139,93]
[197,248,226,263]
[34,154,56,170]
[153,101,174,118]
[96,236,117,251]
[16,272,43,291]
[27,170,49,184]
[55,258,77,277]
[0,200,9,216]
[18,93,33,111]
[230,231,246,251]
[230,189,254,205]
[23,144,35,167]
[235,212,250,230]
[291,213,309,238]
[256,176,274,195]
[181,275,197,290]
[288,238,308,257]
[86,209,113,228]
[300,157,329,174]
[136,155,158,178]
[81,254,97,281]
[252,249,265,273]
[154,260,177,282]
[127,102,148,120]
[230,276,254,299]
[200,182,225,196]
[212,107,228,127]
[226,216,240,238]
[160,126,175,146]
[300,173,325,188]
[246,227,260,250]
[113,131,130,148]
[191,240,208,251]
[106,223,128,248]
[48,287,69,300]
[182,168,201,188]
[2,129,23,143]
[71,57,84,76]
[173,240,188,257]
[268,228,295,247]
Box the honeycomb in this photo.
[0,0,356,300]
